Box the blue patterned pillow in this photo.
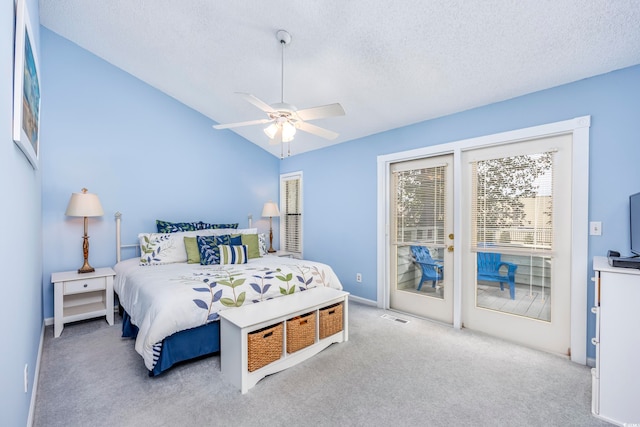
[197,222,239,230]
[197,234,242,265]
[156,220,199,233]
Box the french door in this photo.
[460,134,573,354]
[379,117,590,362]
[389,154,454,323]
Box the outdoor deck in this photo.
[401,281,551,322]
[476,282,551,321]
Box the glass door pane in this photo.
[390,154,453,323]
[471,150,554,322]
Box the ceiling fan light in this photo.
[282,122,296,142]
[264,123,278,139]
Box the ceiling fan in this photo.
[213,30,345,156]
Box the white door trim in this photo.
[377,116,590,364]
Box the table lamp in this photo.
[65,188,104,273]
[262,201,280,253]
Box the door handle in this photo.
[447,245,454,252]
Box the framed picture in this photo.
[13,0,41,170]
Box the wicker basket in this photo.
[286,312,316,353]
[319,302,343,339]
[247,322,283,372]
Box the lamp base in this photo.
[268,222,276,253]
[78,261,95,274]
[78,231,94,273]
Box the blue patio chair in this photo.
[477,252,518,299]
[410,246,444,291]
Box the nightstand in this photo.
[52,267,115,337]
[274,250,296,258]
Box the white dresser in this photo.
[591,256,640,426]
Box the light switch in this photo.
[590,221,602,236]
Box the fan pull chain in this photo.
[280,38,285,103]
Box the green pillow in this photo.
[184,237,201,264]
[233,233,260,259]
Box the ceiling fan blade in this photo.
[236,92,276,113]
[296,103,345,121]
[297,121,339,140]
[269,127,283,145]
[213,118,272,130]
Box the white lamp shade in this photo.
[264,122,296,143]
[65,190,104,217]
[282,122,296,142]
[264,123,278,139]
[262,201,280,217]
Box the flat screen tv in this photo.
[631,192,640,256]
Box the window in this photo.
[280,172,302,257]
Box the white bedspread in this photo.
[113,255,343,370]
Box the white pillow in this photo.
[138,228,238,266]
[258,233,267,256]
[232,228,258,235]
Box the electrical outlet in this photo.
[24,364,28,393]
[590,221,602,236]
[356,273,362,283]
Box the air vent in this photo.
[381,313,409,324]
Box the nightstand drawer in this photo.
[64,277,105,295]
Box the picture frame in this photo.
[13,0,41,170]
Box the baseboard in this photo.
[347,294,377,306]
[26,320,45,427]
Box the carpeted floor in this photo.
[33,301,611,426]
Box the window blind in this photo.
[283,176,301,254]
[470,151,554,255]
[393,165,446,246]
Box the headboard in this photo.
[115,212,140,263]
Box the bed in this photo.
[113,215,344,376]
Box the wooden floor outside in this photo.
[400,281,551,321]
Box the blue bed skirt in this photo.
[122,311,221,376]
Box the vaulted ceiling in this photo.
[39,1,640,157]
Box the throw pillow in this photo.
[184,237,200,264]
[198,222,239,230]
[258,233,267,256]
[232,233,260,259]
[156,220,199,233]
[139,233,186,266]
[219,245,248,265]
[197,234,243,265]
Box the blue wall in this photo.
[1,0,42,425]
[281,64,640,360]
[39,28,281,319]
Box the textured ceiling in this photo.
[39,0,640,157]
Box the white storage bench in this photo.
[219,287,349,393]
